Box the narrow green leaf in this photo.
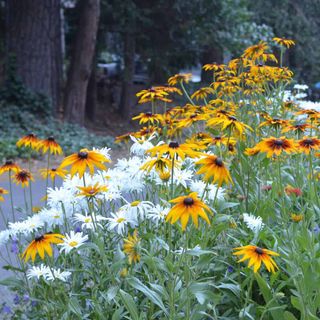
[119,289,139,320]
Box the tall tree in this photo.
[64,0,100,125]
[5,0,63,112]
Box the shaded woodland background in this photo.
[0,0,320,130]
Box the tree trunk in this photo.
[119,31,135,118]
[64,0,100,125]
[85,59,97,121]
[201,45,223,83]
[5,0,62,113]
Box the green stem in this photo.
[8,170,15,222]
[45,152,51,206]
[180,82,195,106]
[28,157,33,214]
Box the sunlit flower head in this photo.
[191,87,214,100]
[77,183,108,198]
[166,192,212,231]
[282,123,314,134]
[296,137,320,154]
[147,141,203,160]
[37,136,63,155]
[22,233,64,262]
[136,87,169,104]
[140,157,173,173]
[60,148,110,178]
[0,160,20,175]
[13,169,34,187]
[243,213,264,233]
[132,112,162,125]
[284,185,302,197]
[106,211,135,235]
[123,230,141,264]
[272,37,295,48]
[16,133,40,150]
[233,245,279,273]
[39,167,67,181]
[291,214,303,222]
[196,155,232,186]
[168,73,192,86]
[73,212,107,230]
[255,137,296,158]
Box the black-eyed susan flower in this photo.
[177,113,206,129]
[0,188,8,201]
[166,192,212,231]
[191,87,214,100]
[272,37,295,48]
[132,112,162,125]
[207,115,252,138]
[136,88,169,104]
[147,141,203,161]
[202,62,225,72]
[295,109,320,121]
[255,136,296,158]
[282,123,314,134]
[159,171,171,182]
[233,245,279,273]
[196,155,232,186]
[259,117,289,129]
[0,160,20,175]
[296,137,320,154]
[12,169,34,187]
[22,233,64,262]
[140,157,173,173]
[115,132,135,144]
[59,148,110,178]
[16,133,40,150]
[37,137,63,155]
[39,167,67,181]
[77,183,108,198]
[168,73,192,86]
[123,230,140,264]
[242,41,268,60]
[244,147,260,156]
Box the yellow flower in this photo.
[282,123,314,134]
[77,183,108,197]
[233,245,279,273]
[202,63,225,72]
[147,141,203,161]
[166,192,212,231]
[291,214,303,222]
[207,115,252,138]
[255,136,296,158]
[39,167,67,181]
[0,160,20,175]
[159,171,171,182]
[12,169,34,187]
[123,230,140,264]
[16,133,40,150]
[59,148,110,178]
[168,73,192,86]
[132,112,162,125]
[242,41,268,60]
[296,137,320,155]
[136,88,169,104]
[22,233,64,262]
[37,137,63,155]
[190,87,214,100]
[0,188,9,202]
[273,37,295,48]
[140,157,173,173]
[196,155,232,186]
[244,147,260,156]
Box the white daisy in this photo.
[46,268,72,282]
[174,169,193,188]
[243,213,264,233]
[73,212,107,230]
[58,231,88,254]
[93,147,111,161]
[27,264,51,280]
[147,205,169,223]
[119,200,153,221]
[38,208,64,227]
[106,211,135,235]
[130,134,156,156]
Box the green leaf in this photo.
[283,311,298,320]
[68,297,83,318]
[119,289,139,320]
[217,283,240,298]
[127,277,168,316]
[291,296,302,312]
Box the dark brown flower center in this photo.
[35,235,44,242]
[48,136,55,142]
[18,171,28,178]
[183,197,194,206]
[274,139,284,147]
[78,151,88,159]
[215,157,224,167]
[51,168,57,172]
[255,247,264,255]
[5,160,13,165]
[169,141,179,149]
[214,136,222,140]
[228,116,237,121]
[303,138,314,146]
[190,114,197,119]
[89,189,95,194]
[145,112,152,117]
